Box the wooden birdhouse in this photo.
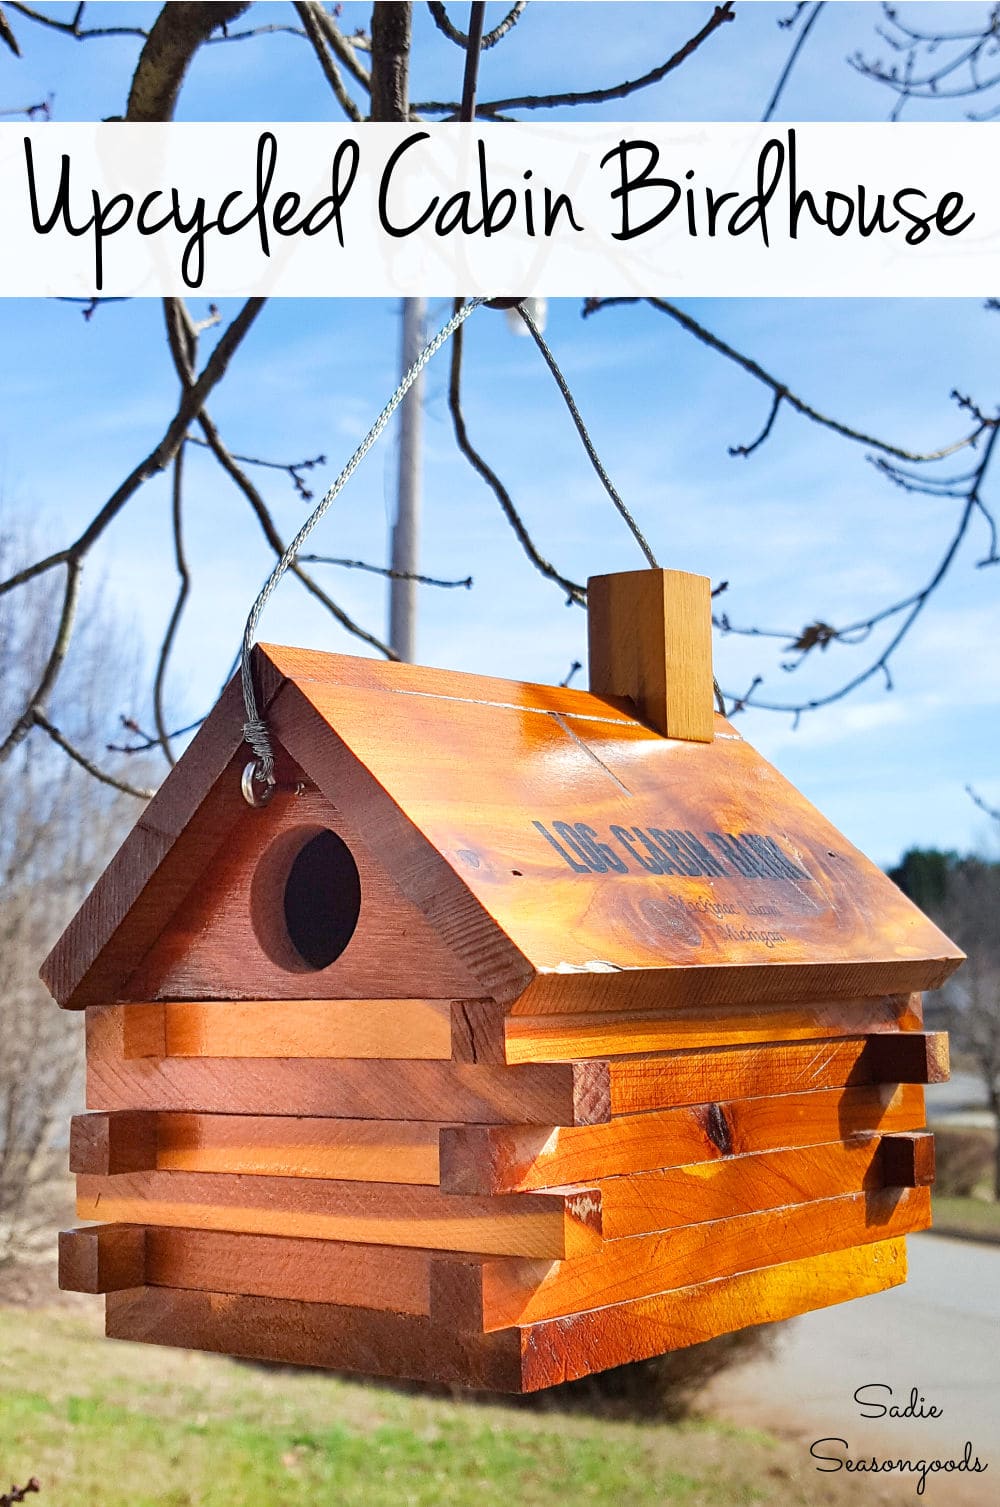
[47,569,963,1393]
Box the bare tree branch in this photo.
[852,2,1000,120]
[416,1,735,116]
[447,303,586,606]
[427,2,527,52]
[583,297,991,464]
[162,298,396,661]
[126,1,251,122]
[301,555,473,588]
[370,0,412,122]
[311,0,372,91]
[967,785,1000,823]
[762,0,826,121]
[8,1,146,40]
[718,419,1000,719]
[32,713,155,800]
[294,0,363,122]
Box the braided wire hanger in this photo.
[240,298,723,804]
[514,303,727,717]
[239,296,487,803]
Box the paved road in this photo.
[703,1233,998,1506]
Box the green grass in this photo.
[931,1195,1000,1243]
[0,1303,835,1507]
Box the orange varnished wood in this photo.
[440,1081,926,1194]
[431,1185,931,1331]
[103,1238,907,1391]
[43,647,962,1017]
[41,672,284,1011]
[75,1170,604,1258]
[121,998,459,1060]
[69,1110,442,1184]
[124,787,484,1003]
[264,647,962,1012]
[589,1137,884,1239]
[516,1237,908,1390]
[588,569,715,741]
[504,993,923,1063]
[86,1005,610,1126]
[154,1112,441,1183]
[42,627,960,1391]
[608,1033,946,1116]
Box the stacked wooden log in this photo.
[60,988,945,1392]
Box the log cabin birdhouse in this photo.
[46,569,963,1393]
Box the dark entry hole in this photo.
[282,830,361,970]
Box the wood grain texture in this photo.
[587,569,715,742]
[75,1170,603,1258]
[104,1284,525,1391]
[154,1112,441,1183]
[59,1224,145,1294]
[121,998,458,1060]
[449,1000,508,1064]
[431,1186,931,1331]
[86,1004,610,1125]
[70,1110,441,1183]
[440,1082,926,1194]
[516,1238,908,1390]
[142,1226,433,1313]
[504,993,923,1063]
[608,1034,946,1117]
[41,672,283,1010]
[123,786,485,1003]
[585,1136,887,1239]
[103,1237,907,1391]
[43,641,962,1018]
[261,645,963,1013]
[121,1003,167,1057]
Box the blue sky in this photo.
[1,2,998,866]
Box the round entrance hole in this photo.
[252,826,362,972]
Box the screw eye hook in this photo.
[241,759,275,808]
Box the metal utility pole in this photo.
[389,296,425,662]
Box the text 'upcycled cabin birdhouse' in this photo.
[46,569,963,1393]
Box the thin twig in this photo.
[301,555,472,588]
[312,1,372,91]
[416,1,735,116]
[762,0,825,121]
[152,441,190,768]
[186,434,326,502]
[0,557,81,763]
[294,0,363,121]
[427,2,527,51]
[9,1,146,38]
[720,419,1000,717]
[583,298,990,464]
[162,300,395,660]
[33,713,155,800]
[447,304,586,606]
[967,784,1000,823]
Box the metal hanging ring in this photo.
[241,760,276,808]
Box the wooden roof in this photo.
[42,643,963,1012]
